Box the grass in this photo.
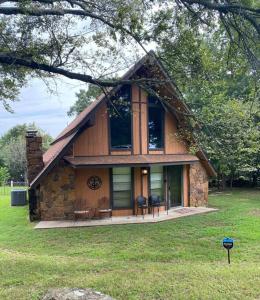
[0,189,259,300]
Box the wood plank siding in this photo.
[110,150,132,156]
[149,150,164,155]
[73,103,109,156]
[140,88,148,154]
[75,168,110,208]
[132,85,141,155]
[165,111,188,154]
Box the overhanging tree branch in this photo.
[181,0,260,35]
[0,52,170,87]
[182,0,260,14]
[1,0,258,36]
[0,6,129,32]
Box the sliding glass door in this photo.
[167,166,183,207]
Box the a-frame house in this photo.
[26,51,216,221]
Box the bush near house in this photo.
[0,189,259,300]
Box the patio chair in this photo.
[148,194,161,218]
[97,197,112,219]
[136,195,148,219]
[73,198,92,221]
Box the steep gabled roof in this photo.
[31,51,216,188]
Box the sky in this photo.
[0,78,86,139]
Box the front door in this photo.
[167,166,183,207]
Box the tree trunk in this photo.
[252,173,257,187]
[217,173,221,191]
[221,175,226,190]
[230,174,233,189]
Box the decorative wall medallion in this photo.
[87,176,102,190]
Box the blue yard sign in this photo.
[223,237,234,264]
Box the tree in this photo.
[67,85,101,116]
[0,166,10,185]
[0,0,259,110]
[159,23,260,187]
[1,136,27,181]
[0,124,53,180]
[202,100,260,188]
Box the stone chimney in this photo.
[26,130,44,185]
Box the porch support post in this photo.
[183,165,189,207]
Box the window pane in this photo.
[110,86,132,149]
[112,168,132,208]
[113,175,131,183]
[150,166,164,202]
[113,182,131,191]
[148,97,164,149]
[113,167,131,175]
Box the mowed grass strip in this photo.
[0,189,259,299]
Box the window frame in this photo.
[108,85,133,151]
[110,167,134,210]
[147,96,165,150]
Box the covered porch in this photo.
[61,154,201,220]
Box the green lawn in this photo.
[0,189,259,300]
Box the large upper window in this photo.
[112,167,132,208]
[109,85,132,149]
[150,166,164,202]
[148,96,164,149]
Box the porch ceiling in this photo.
[64,154,199,168]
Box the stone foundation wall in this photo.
[39,164,76,220]
[189,162,208,207]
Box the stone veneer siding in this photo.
[39,164,76,220]
[189,162,208,206]
[26,136,44,185]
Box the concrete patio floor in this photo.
[35,207,218,229]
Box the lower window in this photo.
[150,166,164,202]
[112,167,132,208]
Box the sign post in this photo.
[222,237,234,264]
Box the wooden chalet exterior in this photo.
[26,52,216,221]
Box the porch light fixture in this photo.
[141,168,148,175]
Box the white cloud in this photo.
[0,78,84,138]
